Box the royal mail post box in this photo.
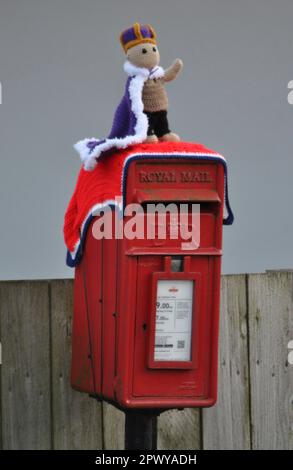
[71,156,230,409]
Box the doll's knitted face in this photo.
[126,42,160,70]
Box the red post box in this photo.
[71,154,232,409]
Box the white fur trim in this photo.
[123,61,165,80]
[69,198,122,259]
[123,61,149,78]
[148,65,165,79]
[74,74,149,170]
[74,62,165,170]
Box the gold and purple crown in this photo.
[120,23,157,53]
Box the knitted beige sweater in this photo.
[142,61,182,112]
[142,78,168,112]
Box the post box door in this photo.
[132,255,212,398]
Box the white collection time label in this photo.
[154,280,194,361]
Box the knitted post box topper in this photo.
[74,23,183,171]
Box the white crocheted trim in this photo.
[123,61,165,79]
[74,63,165,170]
[74,76,149,170]
[69,198,122,259]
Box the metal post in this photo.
[124,410,158,450]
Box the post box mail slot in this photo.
[133,188,221,204]
[71,157,229,408]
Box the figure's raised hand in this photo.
[164,58,183,82]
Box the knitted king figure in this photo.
[74,23,183,171]
[122,23,183,144]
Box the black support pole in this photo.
[124,410,158,450]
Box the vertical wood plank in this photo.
[102,402,125,450]
[50,280,103,449]
[248,272,293,449]
[202,275,251,449]
[0,281,51,449]
[158,408,201,450]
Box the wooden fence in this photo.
[0,272,292,450]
